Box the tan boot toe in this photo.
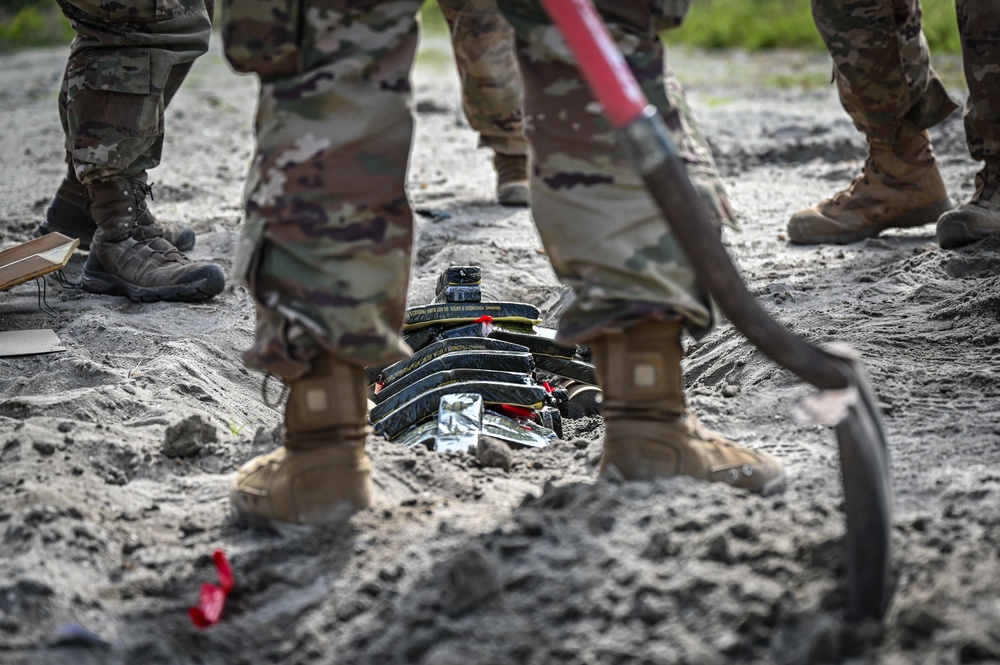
[600,414,786,496]
[787,131,953,245]
[230,444,372,531]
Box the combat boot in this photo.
[82,175,224,302]
[591,318,785,496]
[787,131,953,244]
[230,355,373,530]
[936,159,1000,248]
[494,153,529,207]
[37,165,196,251]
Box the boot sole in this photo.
[497,182,530,207]
[82,264,225,303]
[229,501,361,536]
[788,198,954,245]
[936,219,997,249]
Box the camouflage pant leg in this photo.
[58,48,205,169]
[55,0,212,184]
[495,0,733,343]
[811,0,958,144]
[437,0,527,157]
[957,0,1000,160]
[224,0,420,380]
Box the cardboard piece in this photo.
[0,233,79,293]
[0,329,66,357]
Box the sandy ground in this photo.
[1,30,1000,665]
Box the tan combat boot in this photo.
[38,164,196,251]
[82,175,224,302]
[230,354,373,530]
[936,159,1000,248]
[788,130,953,244]
[494,153,529,207]
[591,319,785,496]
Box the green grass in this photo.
[0,3,73,53]
[665,0,960,53]
[0,0,962,55]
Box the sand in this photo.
[1,32,999,665]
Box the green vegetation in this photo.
[226,415,257,437]
[665,0,960,53]
[420,0,448,34]
[0,0,963,54]
[665,0,822,50]
[0,2,73,53]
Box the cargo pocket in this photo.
[83,50,160,138]
[221,0,303,82]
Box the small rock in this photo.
[121,539,145,555]
[706,534,732,563]
[729,522,757,541]
[359,581,383,597]
[675,519,704,533]
[641,530,680,560]
[179,520,205,537]
[32,441,55,456]
[476,436,513,471]
[163,414,217,458]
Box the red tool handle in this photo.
[540,0,648,127]
[540,0,893,623]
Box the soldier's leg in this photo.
[936,0,1000,248]
[55,0,224,301]
[788,0,959,244]
[438,0,529,206]
[40,1,213,250]
[496,0,784,495]
[225,0,422,529]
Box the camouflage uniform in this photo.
[438,0,526,159]
[225,0,787,528]
[812,0,1000,159]
[955,1,1000,160]
[224,0,733,379]
[55,0,214,184]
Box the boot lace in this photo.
[125,178,185,262]
[827,146,880,208]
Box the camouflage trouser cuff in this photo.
[860,120,923,145]
[478,136,528,156]
[555,301,714,347]
[964,116,1000,161]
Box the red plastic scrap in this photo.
[497,404,535,421]
[189,550,234,628]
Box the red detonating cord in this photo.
[189,550,234,629]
